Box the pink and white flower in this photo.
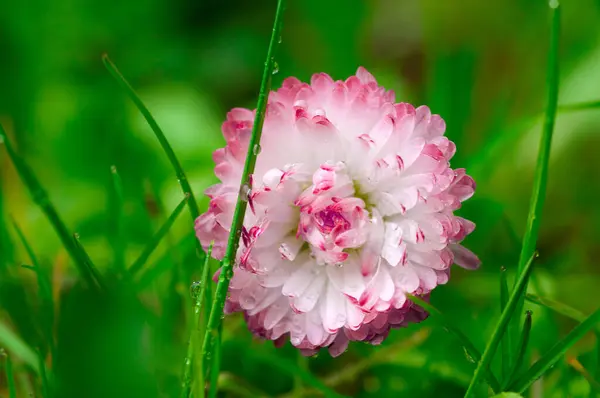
[195,67,479,357]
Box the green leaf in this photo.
[73,233,105,291]
[110,165,126,272]
[0,321,39,372]
[463,253,537,397]
[490,393,524,398]
[201,0,287,386]
[508,306,600,393]
[558,100,600,112]
[128,194,188,275]
[0,123,102,290]
[526,294,596,329]
[406,294,501,392]
[500,267,512,382]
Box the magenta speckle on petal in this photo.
[195,67,480,357]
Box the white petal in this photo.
[293,274,326,313]
[282,262,318,298]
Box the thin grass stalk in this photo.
[72,233,105,290]
[110,165,126,271]
[506,311,533,388]
[500,267,511,382]
[0,124,102,289]
[181,243,212,398]
[129,195,188,275]
[510,0,561,374]
[201,0,287,381]
[38,349,49,398]
[208,323,223,398]
[463,253,537,397]
[407,294,501,393]
[558,100,600,112]
[1,349,17,398]
[508,306,600,393]
[567,357,600,394]
[102,54,211,312]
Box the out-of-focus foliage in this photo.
[1,0,600,397]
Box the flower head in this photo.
[196,67,479,356]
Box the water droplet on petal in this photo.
[252,144,261,155]
[335,263,344,268]
[272,62,279,75]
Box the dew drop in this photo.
[244,295,257,307]
[194,306,200,314]
[549,0,559,8]
[335,263,344,268]
[272,62,280,75]
[252,144,261,155]
[185,357,191,366]
[278,36,282,44]
[239,184,251,202]
[190,281,202,299]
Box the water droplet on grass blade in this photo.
[272,62,279,75]
[190,281,202,299]
[549,0,559,8]
[253,144,261,155]
[463,347,476,363]
[239,184,251,201]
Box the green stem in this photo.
[201,0,287,382]
[500,267,511,383]
[558,100,600,112]
[463,253,537,397]
[0,124,102,290]
[510,0,560,377]
[506,311,533,388]
[2,349,17,398]
[181,243,212,398]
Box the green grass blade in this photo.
[525,294,589,324]
[506,311,533,388]
[201,0,287,379]
[593,334,600,398]
[510,0,560,375]
[208,323,223,398]
[567,357,600,394]
[0,322,38,372]
[110,165,126,271]
[38,349,49,398]
[129,195,188,275]
[490,394,523,398]
[500,267,512,382]
[0,124,102,289]
[463,253,537,397]
[558,100,600,112]
[181,242,212,398]
[508,306,600,393]
[407,294,502,392]
[73,233,105,291]
[1,349,17,398]
[102,54,210,321]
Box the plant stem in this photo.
[506,310,533,387]
[110,165,126,272]
[1,349,17,398]
[201,0,287,384]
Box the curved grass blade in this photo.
[0,124,102,290]
[509,0,561,377]
[508,306,600,393]
[525,294,598,330]
[407,294,501,392]
[463,253,537,397]
[0,322,38,372]
[201,0,287,380]
[110,165,126,271]
[129,195,188,275]
[500,267,512,382]
[101,55,210,304]
[506,311,533,388]
[1,349,17,398]
[181,242,212,398]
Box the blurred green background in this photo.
[1,0,600,397]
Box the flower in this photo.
[195,67,479,357]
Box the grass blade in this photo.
[201,0,287,380]
[129,194,188,275]
[1,349,17,398]
[208,323,223,398]
[508,306,600,393]
[506,311,533,387]
[509,0,560,376]
[525,294,590,324]
[558,100,600,112]
[72,233,105,291]
[500,267,512,382]
[38,349,50,398]
[102,54,209,308]
[407,294,501,392]
[0,322,38,372]
[181,242,212,398]
[463,253,537,397]
[0,124,102,289]
[110,165,126,271]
